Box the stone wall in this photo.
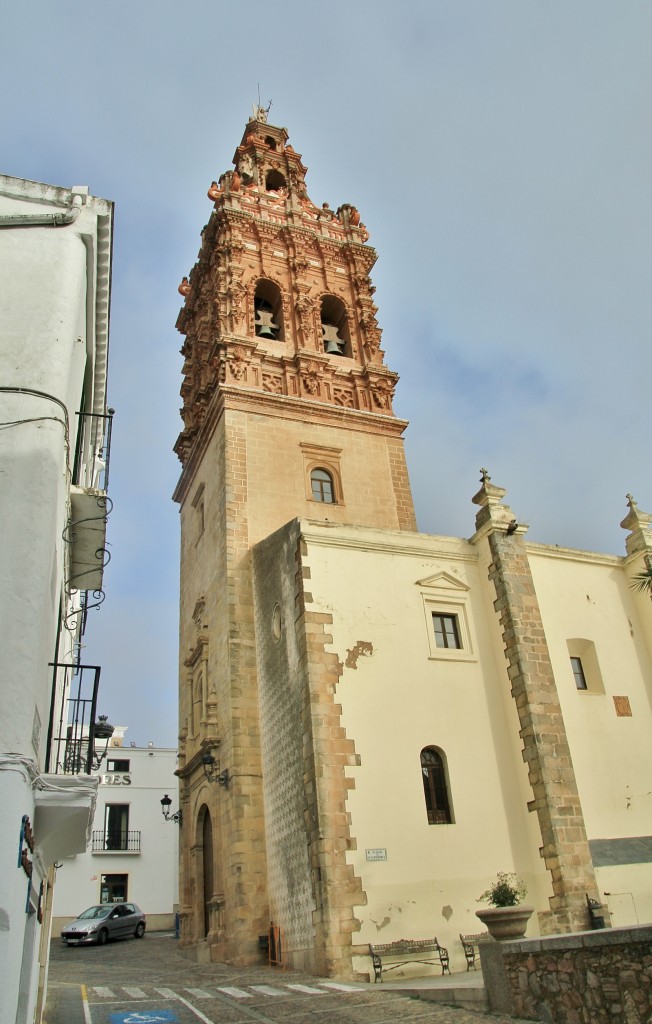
[479,925,652,1023]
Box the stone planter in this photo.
[475,905,534,940]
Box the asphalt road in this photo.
[45,932,530,1024]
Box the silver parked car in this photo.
[61,903,146,945]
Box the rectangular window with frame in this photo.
[105,804,129,851]
[432,613,462,650]
[106,759,130,773]
[570,656,588,690]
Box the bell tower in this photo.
[173,108,416,965]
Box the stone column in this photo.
[471,470,603,933]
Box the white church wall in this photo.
[301,523,549,974]
[298,519,652,974]
[528,543,652,930]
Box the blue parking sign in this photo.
[109,1013,178,1023]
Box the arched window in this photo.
[420,747,452,824]
[265,169,286,192]
[320,295,350,356]
[254,279,284,340]
[310,468,335,504]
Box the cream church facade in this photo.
[173,110,652,978]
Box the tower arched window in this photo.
[420,747,453,824]
[265,169,286,192]
[254,280,284,340]
[320,295,350,356]
[310,468,335,504]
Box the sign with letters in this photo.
[365,848,387,861]
[100,773,132,786]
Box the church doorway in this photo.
[200,808,214,938]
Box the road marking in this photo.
[153,988,178,999]
[159,992,215,1024]
[108,1014,177,1024]
[319,981,360,991]
[81,984,92,1024]
[286,984,325,994]
[123,987,147,998]
[94,986,116,998]
[215,986,253,999]
[249,985,286,997]
[183,988,213,999]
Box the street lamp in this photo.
[91,715,114,769]
[201,751,230,787]
[160,794,182,825]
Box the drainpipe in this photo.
[0,193,82,228]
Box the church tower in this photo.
[173,109,416,965]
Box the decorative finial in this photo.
[471,469,527,536]
[620,493,652,555]
[472,468,506,508]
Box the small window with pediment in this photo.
[418,572,475,661]
[254,280,284,341]
[301,442,345,507]
[432,613,462,650]
[321,295,350,356]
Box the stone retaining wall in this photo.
[479,924,652,1023]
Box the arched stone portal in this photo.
[199,805,213,938]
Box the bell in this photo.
[322,322,345,354]
[256,324,276,338]
[324,338,344,354]
[255,308,280,338]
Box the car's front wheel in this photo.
[134,922,145,939]
[97,928,109,946]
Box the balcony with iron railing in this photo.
[46,663,113,775]
[72,408,114,491]
[66,408,114,594]
[91,830,141,854]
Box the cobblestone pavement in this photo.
[45,933,531,1024]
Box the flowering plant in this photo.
[477,872,527,908]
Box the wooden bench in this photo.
[368,937,450,982]
[459,932,488,970]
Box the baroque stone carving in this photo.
[227,346,249,380]
[370,379,394,410]
[263,374,284,395]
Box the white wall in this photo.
[53,744,179,930]
[0,175,112,1024]
[298,522,652,974]
[300,524,546,974]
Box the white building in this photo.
[53,734,179,933]
[0,175,114,1022]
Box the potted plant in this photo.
[475,872,534,940]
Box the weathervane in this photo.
[251,85,272,123]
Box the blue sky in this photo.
[4,1,651,746]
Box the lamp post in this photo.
[91,715,114,769]
[201,751,230,787]
[160,794,182,825]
